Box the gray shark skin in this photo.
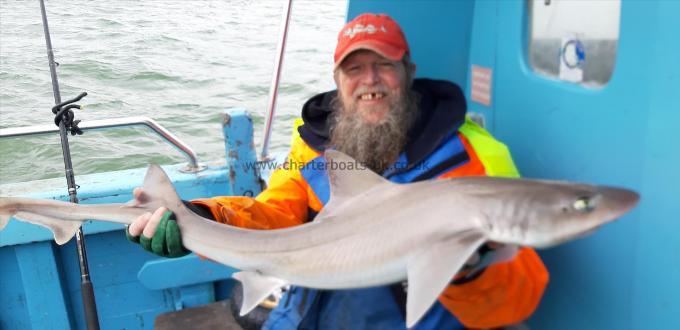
[0,150,639,327]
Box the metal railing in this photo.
[0,116,204,173]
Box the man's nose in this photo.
[360,65,380,85]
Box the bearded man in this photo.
[128,13,548,330]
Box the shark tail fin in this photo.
[1,197,85,245]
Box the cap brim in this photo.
[334,40,406,69]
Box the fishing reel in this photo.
[52,92,87,135]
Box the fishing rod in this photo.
[38,0,100,329]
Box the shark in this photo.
[0,150,639,327]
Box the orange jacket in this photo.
[193,121,548,328]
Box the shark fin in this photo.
[233,271,287,316]
[405,230,487,328]
[0,213,9,230]
[139,164,186,211]
[13,211,83,245]
[322,150,392,211]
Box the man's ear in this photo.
[406,62,417,87]
[333,69,340,86]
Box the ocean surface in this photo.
[0,0,347,184]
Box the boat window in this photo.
[527,0,620,87]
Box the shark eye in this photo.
[573,196,596,213]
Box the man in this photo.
[128,13,548,329]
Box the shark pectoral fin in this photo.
[233,271,287,316]
[13,212,83,245]
[405,230,487,328]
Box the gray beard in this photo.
[328,91,419,174]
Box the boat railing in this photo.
[260,0,293,161]
[0,116,204,173]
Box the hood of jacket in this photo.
[297,78,467,169]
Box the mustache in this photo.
[352,85,390,99]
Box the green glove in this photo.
[126,210,189,258]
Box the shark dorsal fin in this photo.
[140,164,185,211]
[324,150,390,205]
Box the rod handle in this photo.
[81,280,101,330]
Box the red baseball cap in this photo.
[334,13,410,68]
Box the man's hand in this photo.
[126,188,189,258]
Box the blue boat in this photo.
[1,0,678,329]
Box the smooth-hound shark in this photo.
[0,150,639,327]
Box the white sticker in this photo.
[471,65,492,106]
